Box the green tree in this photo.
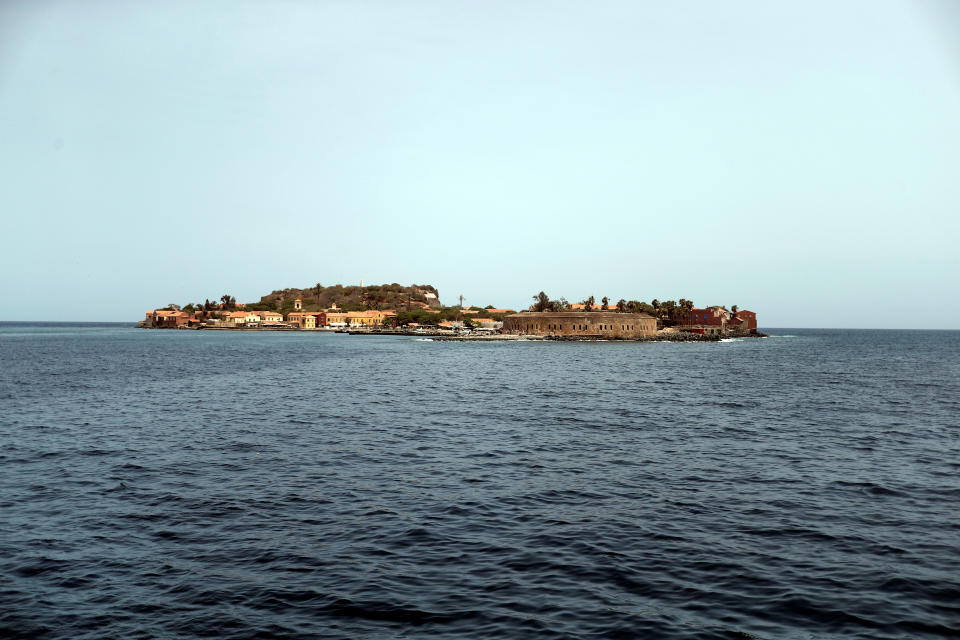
[601,296,609,310]
[616,299,626,313]
[660,300,677,321]
[584,296,595,312]
[533,291,550,312]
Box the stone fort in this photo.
[502,312,657,339]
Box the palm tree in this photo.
[532,291,550,312]
[314,283,323,309]
[660,300,677,321]
[601,296,609,310]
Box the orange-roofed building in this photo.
[286,312,315,328]
[324,312,347,327]
[227,311,261,325]
[345,310,387,327]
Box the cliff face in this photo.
[259,283,441,312]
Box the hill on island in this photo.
[254,283,442,313]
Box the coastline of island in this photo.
[140,284,764,341]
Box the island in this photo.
[140,285,763,341]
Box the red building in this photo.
[733,310,757,331]
[677,307,728,334]
[144,310,197,328]
[677,307,758,334]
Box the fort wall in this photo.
[502,312,657,338]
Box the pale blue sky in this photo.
[2,1,958,327]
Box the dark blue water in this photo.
[1,324,958,639]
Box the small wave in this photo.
[414,338,433,342]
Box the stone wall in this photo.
[502,312,657,338]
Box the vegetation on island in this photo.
[162,283,442,315]
[393,306,510,327]
[156,283,519,327]
[154,284,743,330]
[531,291,741,327]
[262,283,442,313]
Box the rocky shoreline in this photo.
[431,331,768,343]
[137,323,769,342]
[138,323,767,342]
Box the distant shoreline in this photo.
[134,324,769,342]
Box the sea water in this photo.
[1,324,958,638]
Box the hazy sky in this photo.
[2,1,958,327]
